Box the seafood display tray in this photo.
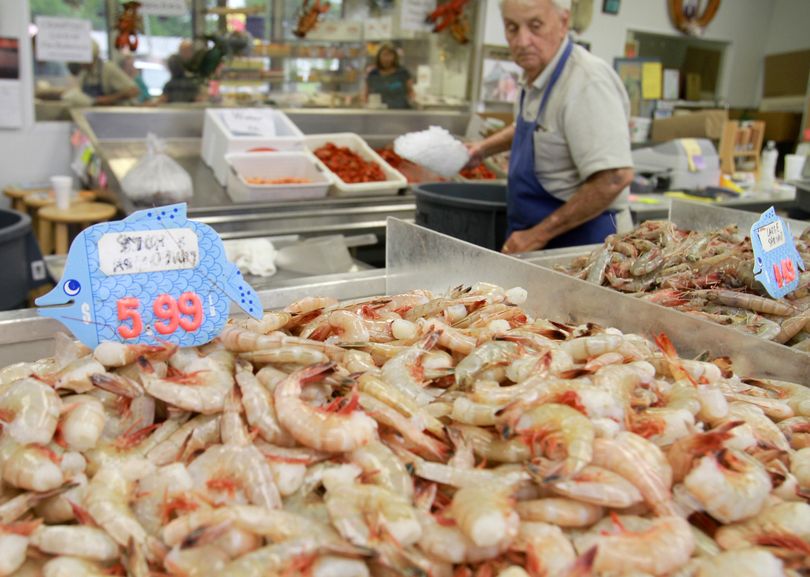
[0,212,806,383]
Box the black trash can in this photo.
[0,208,51,310]
[412,182,508,251]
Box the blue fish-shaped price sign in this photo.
[751,207,806,299]
[36,203,262,349]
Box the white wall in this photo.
[764,0,810,55]
[483,0,779,107]
[0,0,73,205]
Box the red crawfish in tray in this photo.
[115,1,143,51]
[293,0,331,38]
[426,0,472,44]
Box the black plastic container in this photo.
[0,209,34,310]
[412,182,508,251]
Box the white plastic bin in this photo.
[304,134,407,197]
[225,151,332,203]
[202,108,305,185]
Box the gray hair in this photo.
[499,0,571,12]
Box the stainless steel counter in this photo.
[629,188,798,222]
[71,107,470,245]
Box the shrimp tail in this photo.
[565,545,597,577]
[654,333,697,385]
[69,500,98,526]
[298,362,336,385]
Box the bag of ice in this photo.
[394,126,470,178]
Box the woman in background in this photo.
[363,43,414,109]
[119,54,150,103]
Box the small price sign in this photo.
[750,207,806,299]
[36,203,262,349]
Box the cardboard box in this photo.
[650,109,728,143]
[728,110,802,143]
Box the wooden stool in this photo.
[39,202,117,255]
[25,190,97,254]
[3,186,31,212]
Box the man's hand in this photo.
[502,228,548,254]
[463,142,485,170]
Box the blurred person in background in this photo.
[363,43,414,110]
[158,54,204,103]
[68,41,139,105]
[119,53,150,103]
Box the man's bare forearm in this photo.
[478,124,516,158]
[529,167,633,245]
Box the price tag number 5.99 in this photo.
[117,293,203,339]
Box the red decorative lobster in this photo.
[115,1,143,51]
[425,0,471,44]
[294,0,331,38]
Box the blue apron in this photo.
[82,60,104,98]
[507,40,616,249]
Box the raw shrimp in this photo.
[588,515,694,576]
[2,444,64,492]
[715,501,810,550]
[628,406,695,446]
[132,462,194,536]
[514,522,576,577]
[449,484,519,547]
[350,441,413,500]
[1,486,71,523]
[682,449,772,523]
[542,465,643,509]
[93,341,176,368]
[701,289,796,317]
[515,498,603,528]
[284,296,338,314]
[499,403,594,481]
[187,444,281,509]
[451,397,504,426]
[235,360,291,445]
[235,311,292,334]
[29,525,119,561]
[57,395,105,452]
[590,432,677,517]
[452,425,531,463]
[328,310,370,344]
[0,522,38,576]
[0,378,60,445]
[239,346,330,366]
[143,354,234,414]
[413,460,530,488]
[778,416,810,449]
[418,318,476,355]
[83,460,156,550]
[666,421,742,483]
[274,364,377,453]
[415,508,508,564]
[791,447,810,488]
[380,339,438,406]
[356,373,444,437]
[324,479,422,547]
[266,459,306,497]
[42,356,106,393]
[357,392,448,462]
[560,334,625,362]
[146,414,220,466]
[694,548,785,577]
[41,556,111,577]
[720,402,791,452]
[454,341,520,388]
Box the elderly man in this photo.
[468,0,633,253]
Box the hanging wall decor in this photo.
[425,0,472,45]
[293,0,331,38]
[571,0,594,33]
[668,0,721,36]
[115,1,143,51]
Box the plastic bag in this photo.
[121,133,193,204]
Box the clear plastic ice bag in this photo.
[121,133,193,204]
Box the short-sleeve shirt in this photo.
[79,60,138,102]
[366,68,412,110]
[515,38,632,209]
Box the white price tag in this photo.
[98,229,199,275]
[756,220,786,253]
[221,110,277,137]
[34,17,93,63]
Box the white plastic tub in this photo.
[202,108,305,185]
[304,133,407,197]
[225,151,332,203]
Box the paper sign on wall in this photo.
[139,0,189,17]
[0,80,23,129]
[34,16,92,63]
[35,203,263,349]
[750,207,806,299]
[641,62,662,100]
[400,0,436,32]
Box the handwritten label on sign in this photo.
[221,109,277,136]
[750,207,806,299]
[35,203,262,349]
[98,228,199,275]
[34,16,92,63]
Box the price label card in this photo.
[750,207,806,299]
[221,109,277,137]
[36,203,262,349]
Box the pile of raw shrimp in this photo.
[1,283,809,577]
[559,221,810,350]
